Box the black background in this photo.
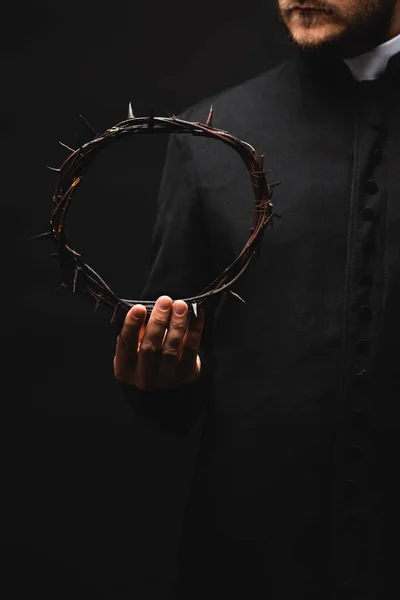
[5,2,292,597]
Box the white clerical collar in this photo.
[344,32,400,81]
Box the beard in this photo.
[277,0,398,58]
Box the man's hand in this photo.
[113,295,205,391]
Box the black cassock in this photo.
[115,49,400,600]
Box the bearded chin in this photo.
[280,3,397,59]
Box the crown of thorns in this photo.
[29,103,281,323]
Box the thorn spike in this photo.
[110,303,119,324]
[192,302,198,318]
[148,107,155,129]
[269,181,282,197]
[127,102,135,119]
[26,231,53,242]
[73,268,78,293]
[205,105,213,127]
[77,113,98,137]
[228,289,246,305]
[47,165,60,172]
[59,141,75,152]
[270,181,282,190]
[75,134,83,151]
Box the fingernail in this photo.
[157,296,171,311]
[132,305,144,318]
[174,301,186,316]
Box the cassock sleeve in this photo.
[113,114,218,436]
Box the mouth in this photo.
[292,8,327,12]
[287,7,335,20]
[289,5,333,13]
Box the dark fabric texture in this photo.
[114,49,400,599]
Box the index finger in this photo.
[114,304,147,382]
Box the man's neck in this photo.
[389,3,400,38]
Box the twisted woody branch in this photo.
[29,104,281,323]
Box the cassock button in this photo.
[369,112,383,129]
[343,511,363,535]
[352,409,366,430]
[356,339,369,354]
[373,147,383,164]
[359,272,374,286]
[362,238,375,257]
[349,445,364,463]
[359,304,372,321]
[364,180,379,194]
[354,368,368,388]
[362,207,375,221]
[344,479,357,504]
